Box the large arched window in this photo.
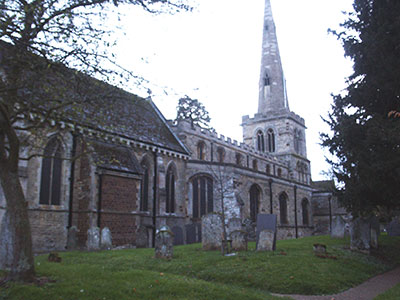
[197,141,206,160]
[256,130,265,152]
[39,138,63,205]
[279,193,288,225]
[140,158,150,211]
[302,198,310,226]
[250,184,261,222]
[192,175,213,219]
[267,129,275,153]
[166,165,176,213]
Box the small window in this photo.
[166,165,176,213]
[39,138,63,205]
[264,73,270,86]
[266,164,271,175]
[235,153,242,166]
[277,168,282,177]
[217,147,225,163]
[252,159,258,171]
[197,141,206,160]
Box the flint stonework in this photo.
[202,213,223,251]
[155,226,174,259]
[87,227,100,250]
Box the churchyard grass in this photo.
[374,283,400,300]
[1,235,399,299]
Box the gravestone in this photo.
[171,226,184,245]
[370,228,379,249]
[331,216,346,238]
[202,213,223,251]
[67,226,78,250]
[0,211,13,270]
[228,218,242,236]
[87,227,100,250]
[155,226,174,259]
[101,227,112,250]
[185,224,197,244]
[136,226,148,248]
[257,229,275,251]
[387,219,400,236]
[256,214,277,251]
[230,230,248,251]
[243,218,256,241]
[350,218,371,252]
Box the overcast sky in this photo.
[114,0,355,180]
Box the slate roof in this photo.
[91,140,143,174]
[311,180,336,192]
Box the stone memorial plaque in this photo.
[172,226,184,245]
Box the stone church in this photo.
[0,0,342,254]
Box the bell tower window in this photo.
[256,130,265,152]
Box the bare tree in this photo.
[0,0,193,282]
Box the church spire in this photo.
[258,0,289,114]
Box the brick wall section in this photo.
[100,175,138,246]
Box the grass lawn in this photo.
[1,235,399,300]
[375,283,400,300]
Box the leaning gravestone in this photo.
[387,219,400,236]
[256,214,277,251]
[202,213,223,251]
[155,226,174,259]
[185,223,197,244]
[331,216,346,238]
[101,227,112,250]
[171,226,184,245]
[67,226,78,250]
[228,218,242,236]
[136,226,148,248]
[257,229,275,251]
[0,211,13,270]
[230,230,248,251]
[350,218,371,252]
[87,226,100,250]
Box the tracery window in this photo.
[250,184,261,222]
[166,165,176,213]
[256,130,265,152]
[267,129,275,153]
[279,193,288,225]
[192,175,213,219]
[39,138,63,205]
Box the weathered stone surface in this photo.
[155,225,174,259]
[101,227,112,250]
[230,230,247,251]
[86,227,100,250]
[387,218,400,236]
[136,226,148,248]
[202,213,223,251]
[243,218,256,241]
[350,218,371,252]
[257,229,275,251]
[256,214,277,251]
[227,218,242,236]
[171,226,184,245]
[67,226,78,250]
[0,211,13,270]
[331,216,346,238]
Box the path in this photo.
[274,266,400,300]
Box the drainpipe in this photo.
[328,195,332,233]
[269,179,273,214]
[152,151,158,247]
[97,174,103,228]
[294,185,298,239]
[67,134,77,229]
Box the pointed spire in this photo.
[258,0,289,114]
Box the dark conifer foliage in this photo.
[175,95,213,130]
[322,0,400,218]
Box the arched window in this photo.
[267,129,275,153]
[302,198,309,226]
[192,175,213,219]
[39,138,63,205]
[140,158,150,211]
[197,141,206,160]
[166,165,176,213]
[279,193,288,225]
[277,168,282,177]
[249,184,261,222]
[235,153,242,166]
[252,159,258,171]
[217,147,225,163]
[256,130,265,152]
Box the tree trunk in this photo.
[0,168,35,282]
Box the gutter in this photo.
[67,134,77,229]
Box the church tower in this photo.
[242,0,310,183]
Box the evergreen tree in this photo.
[175,95,213,130]
[322,0,400,218]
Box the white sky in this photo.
[114,0,354,181]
